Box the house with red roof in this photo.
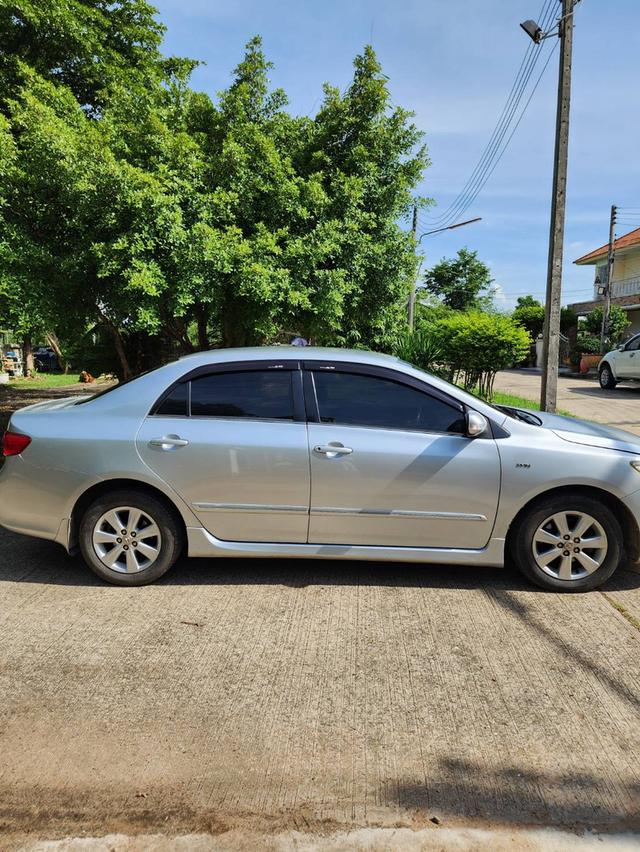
[570,227,640,335]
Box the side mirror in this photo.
[466,410,488,438]
[618,343,625,351]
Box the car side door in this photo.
[615,334,640,378]
[304,363,501,549]
[136,360,311,543]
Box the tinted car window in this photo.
[156,382,189,416]
[190,370,294,420]
[313,371,464,433]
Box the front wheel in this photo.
[511,493,622,591]
[79,490,182,586]
[599,363,617,389]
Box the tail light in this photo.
[2,431,31,457]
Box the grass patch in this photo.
[491,391,544,410]
[8,373,82,390]
[459,386,574,417]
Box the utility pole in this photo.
[600,204,617,353]
[539,0,575,413]
[408,203,418,329]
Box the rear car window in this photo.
[156,370,295,420]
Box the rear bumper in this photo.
[0,456,77,545]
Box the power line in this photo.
[418,39,559,232]
[419,0,557,230]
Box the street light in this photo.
[418,216,482,243]
[408,216,482,328]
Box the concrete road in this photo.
[493,370,640,435]
[1,529,640,847]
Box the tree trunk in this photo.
[22,335,34,377]
[196,304,209,351]
[109,325,132,380]
[222,310,246,348]
[45,332,69,373]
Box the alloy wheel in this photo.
[92,506,162,573]
[532,511,608,581]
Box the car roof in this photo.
[177,346,404,368]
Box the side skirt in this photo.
[186,527,506,567]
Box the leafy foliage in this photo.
[423,248,493,312]
[581,305,630,347]
[427,310,530,399]
[512,296,578,339]
[392,328,442,374]
[0,8,429,376]
[575,334,601,355]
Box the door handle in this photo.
[149,435,189,450]
[313,444,353,457]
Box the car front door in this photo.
[615,334,640,378]
[136,361,310,543]
[304,363,501,549]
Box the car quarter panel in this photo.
[0,405,202,543]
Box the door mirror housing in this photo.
[466,410,489,438]
[618,343,626,351]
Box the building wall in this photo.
[614,250,640,282]
[625,307,640,336]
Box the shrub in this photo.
[581,305,630,346]
[576,334,601,354]
[392,328,443,374]
[429,310,530,399]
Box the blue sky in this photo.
[154,0,640,309]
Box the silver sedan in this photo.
[1,347,639,590]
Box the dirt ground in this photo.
[1,383,640,849]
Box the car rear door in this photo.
[136,360,311,543]
[303,362,500,549]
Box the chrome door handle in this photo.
[313,444,353,457]
[149,435,189,450]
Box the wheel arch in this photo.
[69,478,187,555]
[506,484,640,564]
[600,356,618,379]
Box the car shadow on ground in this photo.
[565,383,640,400]
[1,530,639,592]
[391,758,640,830]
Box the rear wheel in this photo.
[511,493,622,591]
[79,490,182,586]
[599,363,617,389]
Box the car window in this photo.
[155,381,189,416]
[626,336,640,352]
[312,371,465,433]
[190,370,294,420]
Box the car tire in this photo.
[599,364,617,389]
[510,493,622,592]
[79,489,183,586]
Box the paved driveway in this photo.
[2,380,640,848]
[494,370,640,435]
[1,531,640,848]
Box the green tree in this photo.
[0,10,429,373]
[582,305,630,348]
[513,297,545,338]
[423,248,493,311]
